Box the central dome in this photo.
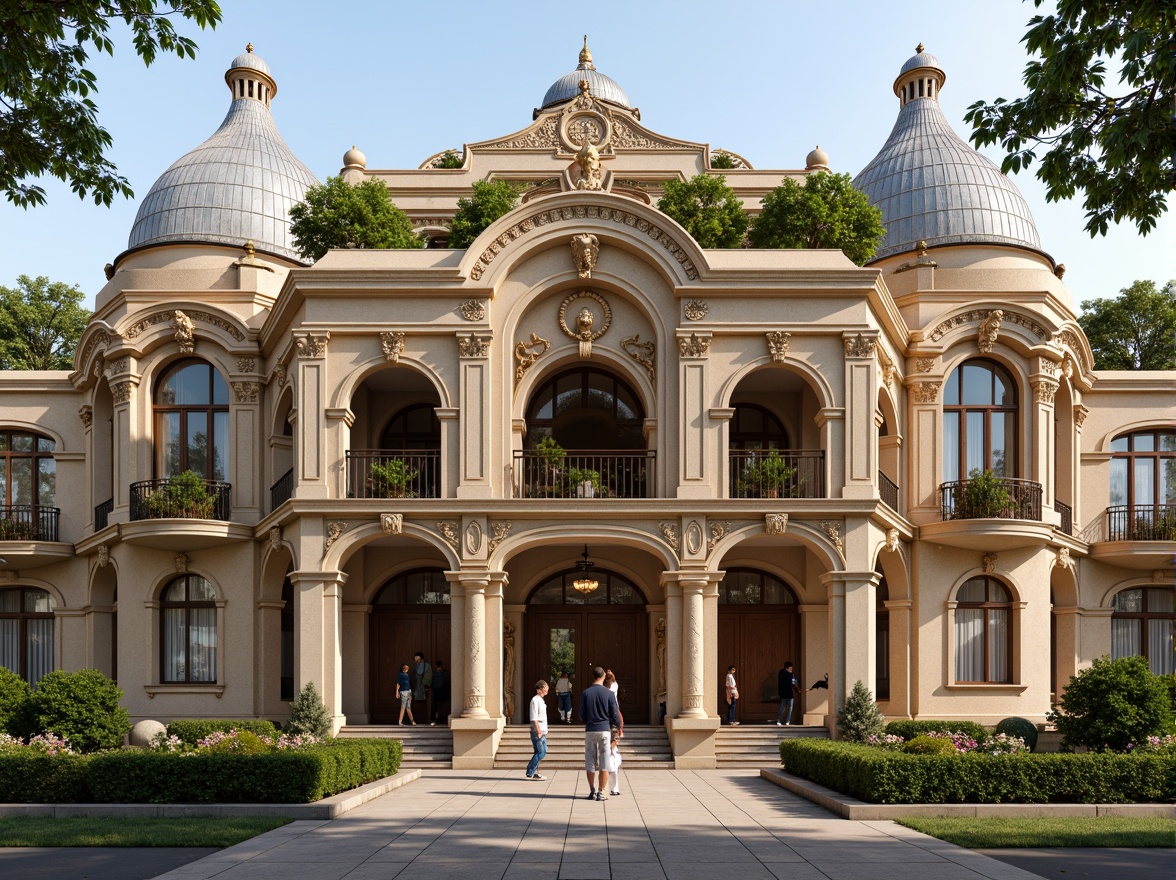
[541,37,631,109]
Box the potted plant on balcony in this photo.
[756,449,796,499]
[567,466,603,498]
[955,468,1014,519]
[367,458,419,499]
[0,517,33,540]
[144,470,218,519]
[535,436,566,497]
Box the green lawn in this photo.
[899,817,1176,848]
[0,817,292,847]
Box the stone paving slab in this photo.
[148,769,1050,879]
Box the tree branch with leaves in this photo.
[0,275,92,370]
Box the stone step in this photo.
[495,725,672,769]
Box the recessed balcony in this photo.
[0,505,72,570]
[1090,504,1176,570]
[728,450,825,499]
[921,476,1051,550]
[346,450,441,499]
[512,450,656,499]
[122,477,249,550]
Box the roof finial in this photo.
[579,35,594,68]
[916,42,924,53]
[246,42,254,53]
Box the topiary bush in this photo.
[18,669,129,752]
[903,735,959,755]
[995,717,1038,752]
[287,681,332,739]
[885,719,989,744]
[0,667,30,734]
[167,719,278,745]
[1048,655,1174,752]
[837,680,885,743]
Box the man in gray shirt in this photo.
[579,666,621,801]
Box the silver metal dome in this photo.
[854,56,1041,260]
[899,47,941,75]
[541,38,630,109]
[127,50,318,262]
[229,46,270,76]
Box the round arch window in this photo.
[160,575,217,683]
[943,359,1017,481]
[528,569,644,606]
[374,569,451,606]
[718,568,797,605]
[154,360,229,480]
[525,367,645,450]
[954,576,1012,683]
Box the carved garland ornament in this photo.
[460,300,486,321]
[684,300,708,321]
[436,521,459,550]
[488,521,512,554]
[468,205,699,281]
[380,331,405,363]
[766,331,791,363]
[658,520,679,552]
[820,521,845,559]
[124,309,245,342]
[325,521,349,551]
[558,290,611,358]
[910,381,941,404]
[707,520,732,554]
[621,335,656,381]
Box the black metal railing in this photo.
[94,497,113,531]
[129,478,232,521]
[879,471,899,511]
[512,450,656,499]
[728,450,825,499]
[270,468,294,510]
[939,477,1042,522]
[0,505,60,542]
[1107,504,1176,541]
[346,450,441,499]
[1055,500,1073,536]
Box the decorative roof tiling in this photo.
[543,68,631,109]
[899,48,942,75]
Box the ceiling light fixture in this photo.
[572,544,599,594]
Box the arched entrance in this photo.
[717,568,800,722]
[369,569,450,724]
[524,567,649,725]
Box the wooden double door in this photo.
[370,607,450,724]
[718,609,800,723]
[526,609,649,726]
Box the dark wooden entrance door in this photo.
[370,608,450,724]
[718,610,799,723]
[527,609,648,726]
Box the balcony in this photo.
[1090,504,1176,570]
[94,497,113,532]
[512,450,655,499]
[123,476,248,551]
[879,470,899,512]
[0,505,71,571]
[729,450,825,499]
[1054,500,1073,536]
[921,476,1051,551]
[346,450,441,499]
[271,468,294,511]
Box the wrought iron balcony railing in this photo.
[1106,504,1176,541]
[728,450,825,499]
[0,505,60,542]
[879,470,899,511]
[94,497,113,531]
[346,450,441,499]
[512,450,656,499]
[1055,500,1073,536]
[129,478,232,521]
[270,468,294,511]
[939,477,1042,522]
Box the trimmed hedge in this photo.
[167,719,279,744]
[884,719,988,743]
[779,739,1176,804]
[0,738,401,804]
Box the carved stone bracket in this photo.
[621,334,656,381]
[885,528,900,553]
[658,520,679,552]
[678,332,710,359]
[684,300,708,321]
[380,331,405,363]
[1054,547,1071,570]
[910,381,941,404]
[174,553,189,573]
[294,331,329,359]
[766,331,791,363]
[96,545,110,567]
[882,365,897,388]
[843,333,877,359]
[78,406,93,428]
[488,521,512,554]
[765,513,788,535]
[436,521,459,550]
[269,527,282,549]
[558,290,611,358]
[514,333,551,382]
[458,334,491,358]
[380,513,403,535]
[570,233,599,278]
[1073,405,1088,427]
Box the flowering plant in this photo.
[977,732,1028,755]
[148,732,186,753]
[0,732,74,755]
[865,733,906,751]
[1127,734,1176,754]
[925,730,979,752]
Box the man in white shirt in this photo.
[526,680,550,780]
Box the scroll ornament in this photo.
[621,334,656,381]
[514,333,550,382]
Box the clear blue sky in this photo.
[0,0,1170,310]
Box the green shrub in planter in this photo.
[1048,655,1174,752]
[0,753,91,802]
[0,667,30,734]
[995,716,1038,752]
[143,470,217,519]
[885,719,989,744]
[287,681,331,738]
[166,719,278,745]
[17,669,129,753]
[903,735,959,755]
[837,680,884,743]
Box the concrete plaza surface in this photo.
[142,769,1059,880]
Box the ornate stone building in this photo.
[0,42,1171,766]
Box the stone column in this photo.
[884,598,912,719]
[665,572,720,768]
[290,568,347,733]
[448,570,503,768]
[842,333,879,500]
[676,330,712,499]
[462,574,489,718]
[663,577,682,720]
[1031,376,1059,511]
[679,574,707,718]
[824,570,881,720]
[292,331,330,499]
[485,573,506,719]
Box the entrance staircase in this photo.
[494,724,674,770]
[337,724,453,769]
[715,723,829,768]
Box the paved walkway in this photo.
[149,769,1049,880]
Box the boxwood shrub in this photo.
[779,738,1176,804]
[0,753,91,803]
[884,719,988,743]
[167,719,279,744]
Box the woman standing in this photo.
[603,669,624,735]
[725,664,739,725]
[556,670,573,723]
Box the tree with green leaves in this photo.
[657,174,747,249]
[964,0,1172,237]
[0,275,92,370]
[433,150,464,169]
[748,172,886,265]
[447,179,524,249]
[286,681,331,738]
[1,1,222,208]
[1077,279,1176,370]
[289,176,423,261]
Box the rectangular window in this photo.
[955,607,984,681]
[942,413,960,482]
[163,608,186,681]
[987,608,1009,681]
[966,411,985,475]
[1147,619,1173,675]
[1109,458,1128,506]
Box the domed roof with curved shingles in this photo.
[854,48,1042,261]
[541,37,631,109]
[126,47,318,262]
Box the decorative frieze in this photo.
[765,513,788,535]
[929,308,1047,343]
[766,331,791,362]
[514,333,550,382]
[380,331,405,363]
[458,334,491,358]
[843,333,876,359]
[684,300,708,321]
[658,520,679,552]
[678,332,710,359]
[910,381,941,404]
[488,521,512,554]
[1035,357,1058,377]
[558,291,611,358]
[380,513,403,535]
[460,300,486,321]
[294,331,329,359]
[106,358,129,376]
[820,521,844,558]
[325,521,349,551]
[621,334,656,381]
[436,521,459,550]
[237,357,256,373]
[124,309,245,342]
[570,232,599,278]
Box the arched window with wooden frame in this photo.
[954,575,1012,683]
[1108,430,1176,541]
[154,360,229,480]
[160,575,217,683]
[1111,587,1174,676]
[943,359,1018,481]
[0,587,55,685]
[0,430,57,541]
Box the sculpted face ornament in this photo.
[558,290,612,358]
[173,310,195,354]
[570,233,599,279]
[573,141,603,191]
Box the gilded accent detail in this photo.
[766,331,791,362]
[124,309,245,341]
[820,521,845,559]
[570,233,600,278]
[929,309,1046,343]
[380,331,405,363]
[978,310,1003,353]
[910,381,941,404]
[558,290,611,358]
[678,333,710,358]
[621,334,655,381]
[765,513,788,535]
[514,333,551,382]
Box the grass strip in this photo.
[898,817,1176,848]
[0,816,292,847]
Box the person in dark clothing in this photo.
[776,661,801,726]
[430,660,449,726]
[579,666,620,801]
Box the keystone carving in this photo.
[766,331,791,362]
[173,311,195,354]
[380,513,403,535]
[978,310,1003,353]
[981,552,998,573]
[380,331,405,363]
[765,513,788,535]
[570,233,600,278]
